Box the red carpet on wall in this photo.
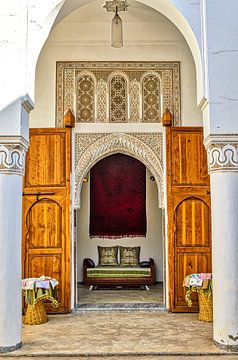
[90,154,147,238]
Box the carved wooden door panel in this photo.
[22,128,71,313]
[166,127,211,312]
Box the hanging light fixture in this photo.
[111,6,123,48]
[103,0,129,48]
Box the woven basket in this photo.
[198,291,213,322]
[23,300,48,325]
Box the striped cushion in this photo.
[87,267,151,278]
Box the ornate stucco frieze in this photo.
[74,132,164,208]
[56,61,180,126]
[0,136,28,176]
[205,135,238,173]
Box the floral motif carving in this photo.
[76,75,95,123]
[129,80,140,122]
[205,138,238,173]
[56,62,181,126]
[74,132,164,208]
[64,69,75,124]
[142,74,161,123]
[0,137,28,176]
[97,80,108,122]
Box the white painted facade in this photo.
[0,0,238,353]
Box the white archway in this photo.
[28,0,203,105]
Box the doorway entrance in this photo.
[75,152,165,310]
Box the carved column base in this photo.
[0,342,22,354]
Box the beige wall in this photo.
[77,169,163,282]
[30,0,202,128]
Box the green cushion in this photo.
[119,246,140,267]
[87,267,151,278]
[98,246,118,266]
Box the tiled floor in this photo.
[77,283,164,306]
[1,311,238,358]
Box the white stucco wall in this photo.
[77,169,163,282]
[29,0,202,128]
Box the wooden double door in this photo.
[22,126,211,313]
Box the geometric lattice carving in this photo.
[142,74,161,123]
[74,132,164,209]
[97,80,108,122]
[129,80,140,122]
[56,61,181,126]
[110,75,127,123]
[76,75,95,123]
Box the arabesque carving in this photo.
[56,61,180,126]
[74,132,164,209]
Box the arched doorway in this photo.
[76,152,165,309]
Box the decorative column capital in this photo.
[0,136,29,176]
[204,134,238,174]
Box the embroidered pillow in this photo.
[120,246,140,267]
[98,246,118,266]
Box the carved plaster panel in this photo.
[205,136,238,173]
[74,132,164,209]
[129,80,140,122]
[110,75,128,123]
[142,74,161,123]
[56,62,181,126]
[97,80,108,122]
[76,75,95,123]
[0,136,28,176]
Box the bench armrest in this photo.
[83,258,95,268]
[139,258,154,267]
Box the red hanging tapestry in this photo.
[90,154,147,238]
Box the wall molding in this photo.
[74,132,164,208]
[0,136,28,176]
[205,134,238,173]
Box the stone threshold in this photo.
[76,303,167,312]
[1,351,238,357]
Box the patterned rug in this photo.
[90,154,147,238]
[92,285,147,290]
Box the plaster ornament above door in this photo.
[74,132,164,209]
[56,61,181,126]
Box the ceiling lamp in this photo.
[103,0,129,48]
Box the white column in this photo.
[205,136,238,350]
[0,97,31,353]
[0,175,23,352]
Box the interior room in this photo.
[76,153,164,308]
